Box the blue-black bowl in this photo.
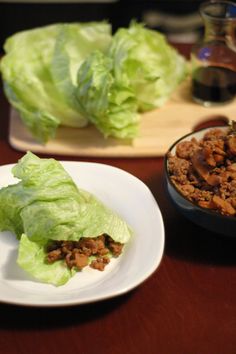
[164,126,236,237]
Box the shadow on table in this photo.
[0,290,134,330]
[148,170,236,267]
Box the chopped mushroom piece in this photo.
[228,136,236,155]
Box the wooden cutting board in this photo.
[9,78,236,158]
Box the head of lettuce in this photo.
[0,21,187,143]
[0,22,113,143]
[0,152,132,286]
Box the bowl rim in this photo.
[164,125,236,223]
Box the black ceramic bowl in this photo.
[164,125,236,237]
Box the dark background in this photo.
[0,0,204,52]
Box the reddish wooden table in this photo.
[0,44,236,354]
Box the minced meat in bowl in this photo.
[164,124,236,237]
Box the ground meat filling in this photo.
[46,234,124,271]
[168,127,236,217]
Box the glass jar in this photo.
[191,0,236,106]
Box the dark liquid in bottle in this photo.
[192,66,236,104]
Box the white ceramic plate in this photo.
[0,161,165,307]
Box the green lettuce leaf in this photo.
[108,22,187,111]
[0,152,80,238]
[51,22,112,97]
[75,50,139,139]
[0,152,132,285]
[18,234,75,286]
[0,23,112,142]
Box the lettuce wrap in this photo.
[0,152,132,286]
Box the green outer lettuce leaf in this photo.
[51,22,112,91]
[3,81,60,142]
[17,234,75,286]
[20,189,132,244]
[109,22,187,111]
[50,22,112,117]
[76,50,139,139]
[0,23,112,142]
[0,152,80,238]
[1,24,67,142]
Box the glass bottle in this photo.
[191,0,236,106]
